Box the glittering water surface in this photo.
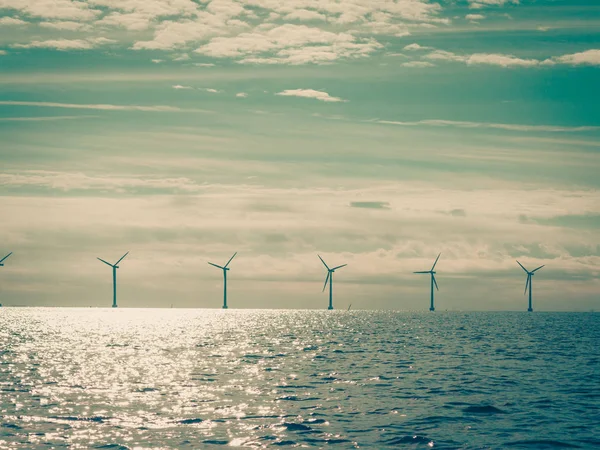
[0,309,598,449]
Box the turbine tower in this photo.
[208,252,237,309]
[97,252,129,308]
[414,253,441,311]
[0,252,12,267]
[318,255,347,310]
[517,260,545,312]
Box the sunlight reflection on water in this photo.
[0,308,598,448]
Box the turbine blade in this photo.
[97,257,114,267]
[532,264,545,273]
[322,271,330,292]
[0,252,12,263]
[332,264,347,271]
[524,274,530,295]
[516,260,529,273]
[431,253,441,271]
[116,251,129,265]
[208,262,225,269]
[432,275,439,291]
[318,254,330,270]
[224,252,237,268]
[413,271,429,274]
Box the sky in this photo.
[0,0,599,311]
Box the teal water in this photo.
[0,309,598,448]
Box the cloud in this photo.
[349,201,391,210]
[275,89,346,102]
[0,0,100,20]
[195,24,382,65]
[151,59,163,63]
[423,50,467,62]
[172,85,193,89]
[466,53,540,67]
[0,115,98,122]
[12,37,115,51]
[236,92,248,98]
[404,43,430,51]
[376,119,600,132]
[0,100,212,113]
[12,39,95,51]
[551,49,600,66]
[465,14,485,20]
[283,9,327,21]
[0,16,27,25]
[201,88,220,93]
[402,61,435,68]
[0,50,6,56]
[39,21,89,30]
[194,63,215,67]
[469,0,519,8]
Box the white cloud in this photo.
[376,119,600,133]
[39,21,89,31]
[276,89,346,102]
[12,37,115,51]
[404,43,430,51]
[172,53,190,61]
[465,14,485,20]
[151,59,163,63]
[402,61,435,68]
[283,9,327,21]
[194,63,215,67]
[0,0,100,20]
[0,100,212,113]
[552,49,600,66]
[236,92,248,98]
[12,39,94,50]
[0,16,27,25]
[201,88,221,93]
[172,85,193,89]
[0,50,6,56]
[196,24,383,65]
[469,0,519,8]
[423,50,467,62]
[466,53,540,67]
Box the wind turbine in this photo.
[208,252,237,309]
[414,253,441,311]
[97,252,129,308]
[517,260,545,312]
[0,252,12,267]
[318,255,347,310]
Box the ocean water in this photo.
[0,309,598,449]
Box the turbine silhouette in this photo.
[208,252,237,309]
[97,252,129,308]
[517,260,545,312]
[318,255,347,310]
[0,252,12,267]
[414,253,441,311]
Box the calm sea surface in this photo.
[0,309,598,449]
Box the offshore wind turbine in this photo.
[0,252,12,267]
[517,260,545,312]
[318,255,347,310]
[414,253,441,311]
[208,252,237,309]
[97,252,129,308]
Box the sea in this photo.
[0,308,598,449]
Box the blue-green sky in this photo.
[1,0,599,310]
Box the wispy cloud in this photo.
[12,37,115,51]
[0,101,212,113]
[172,85,193,89]
[0,115,98,122]
[276,89,346,102]
[402,61,435,68]
[0,16,27,26]
[349,201,391,210]
[236,92,248,98]
[376,119,600,132]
